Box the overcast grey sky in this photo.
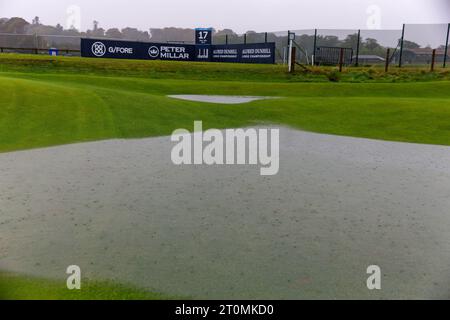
[1,0,449,33]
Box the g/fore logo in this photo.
[108,46,133,54]
[91,41,133,56]
[91,42,106,57]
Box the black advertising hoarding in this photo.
[211,43,276,64]
[148,43,196,61]
[84,38,141,60]
[240,43,276,64]
[81,38,196,61]
[81,38,275,64]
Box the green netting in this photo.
[1,24,449,66]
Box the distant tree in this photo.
[317,35,340,47]
[88,27,105,38]
[121,27,150,41]
[402,40,420,49]
[32,16,40,25]
[341,33,359,49]
[55,23,63,33]
[0,17,29,33]
[215,29,236,36]
[86,21,105,38]
[364,38,382,51]
[105,28,123,39]
[214,29,237,43]
[360,38,385,56]
[149,27,194,42]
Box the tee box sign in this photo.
[195,28,213,45]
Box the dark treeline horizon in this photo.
[0,16,247,42]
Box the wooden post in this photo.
[287,30,290,50]
[290,46,296,73]
[385,48,390,72]
[399,24,405,68]
[34,33,38,55]
[355,29,361,67]
[431,49,436,72]
[312,29,317,66]
[444,23,450,68]
[339,48,344,72]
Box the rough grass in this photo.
[0,272,174,300]
[1,53,450,82]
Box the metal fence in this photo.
[1,23,449,67]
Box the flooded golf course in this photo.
[1,126,450,299]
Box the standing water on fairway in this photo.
[1,127,450,299]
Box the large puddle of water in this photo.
[168,95,277,104]
[1,127,450,299]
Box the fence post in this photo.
[290,46,296,73]
[34,33,38,54]
[225,34,228,45]
[399,23,405,68]
[287,30,290,49]
[355,29,361,67]
[313,29,317,66]
[339,48,344,72]
[244,33,247,44]
[265,32,268,43]
[385,48,390,72]
[431,49,436,72]
[444,23,450,68]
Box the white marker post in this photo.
[288,32,295,73]
[288,40,293,73]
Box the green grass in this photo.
[0,272,174,300]
[0,53,450,152]
[1,53,450,82]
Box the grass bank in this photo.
[0,272,173,300]
[0,57,450,152]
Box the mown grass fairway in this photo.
[0,54,450,153]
